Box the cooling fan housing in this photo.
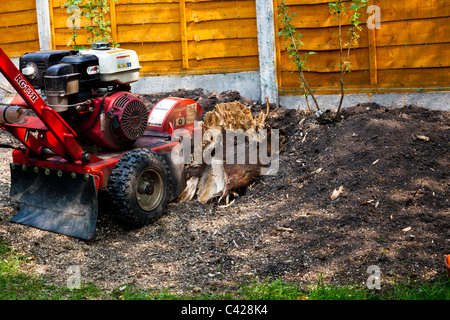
[81,91,149,150]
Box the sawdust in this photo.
[202,100,269,133]
[0,89,448,295]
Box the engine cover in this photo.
[78,91,148,150]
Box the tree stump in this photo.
[178,100,272,204]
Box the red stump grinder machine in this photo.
[0,42,202,240]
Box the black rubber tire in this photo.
[107,148,172,228]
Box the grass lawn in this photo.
[0,241,448,300]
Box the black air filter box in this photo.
[44,63,80,95]
[61,54,101,102]
[19,50,78,89]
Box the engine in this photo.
[19,42,147,151]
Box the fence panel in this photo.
[274,0,450,94]
[0,0,40,57]
[49,0,259,76]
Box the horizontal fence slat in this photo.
[116,3,180,24]
[280,0,450,29]
[281,69,371,88]
[283,0,333,5]
[188,56,259,71]
[57,41,183,62]
[0,9,37,28]
[280,43,449,73]
[139,56,259,75]
[140,60,183,74]
[187,18,257,41]
[280,67,450,94]
[54,29,117,47]
[118,23,181,43]
[374,18,450,47]
[0,41,40,58]
[121,42,183,61]
[188,38,259,60]
[0,0,36,14]
[186,0,256,22]
[278,25,369,51]
[0,24,40,45]
[51,44,181,63]
[280,47,368,73]
[52,8,111,29]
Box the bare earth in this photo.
[0,89,448,295]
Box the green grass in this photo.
[0,240,449,300]
[379,277,450,300]
[0,241,105,300]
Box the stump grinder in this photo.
[0,42,202,240]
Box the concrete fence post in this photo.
[255,0,279,105]
[36,0,53,51]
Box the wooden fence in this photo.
[50,0,260,76]
[0,0,449,95]
[274,0,450,94]
[0,0,40,57]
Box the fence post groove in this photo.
[109,0,118,45]
[179,0,189,69]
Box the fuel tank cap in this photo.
[91,42,111,50]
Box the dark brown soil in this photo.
[0,88,448,295]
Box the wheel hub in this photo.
[136,168,163,211]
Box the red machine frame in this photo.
[0,48,192,191]
[0,47,206,240]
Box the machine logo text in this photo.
[14,74,38,103]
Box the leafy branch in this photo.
[63,0,118,50]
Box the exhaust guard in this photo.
[9,164,98,240]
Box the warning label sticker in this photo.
[148,98,178,127]
[116,55,131,69]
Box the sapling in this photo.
[277,0,320,113]
[329,0,368,118]
[63,0,118,50]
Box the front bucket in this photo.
[9,164,98,240]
